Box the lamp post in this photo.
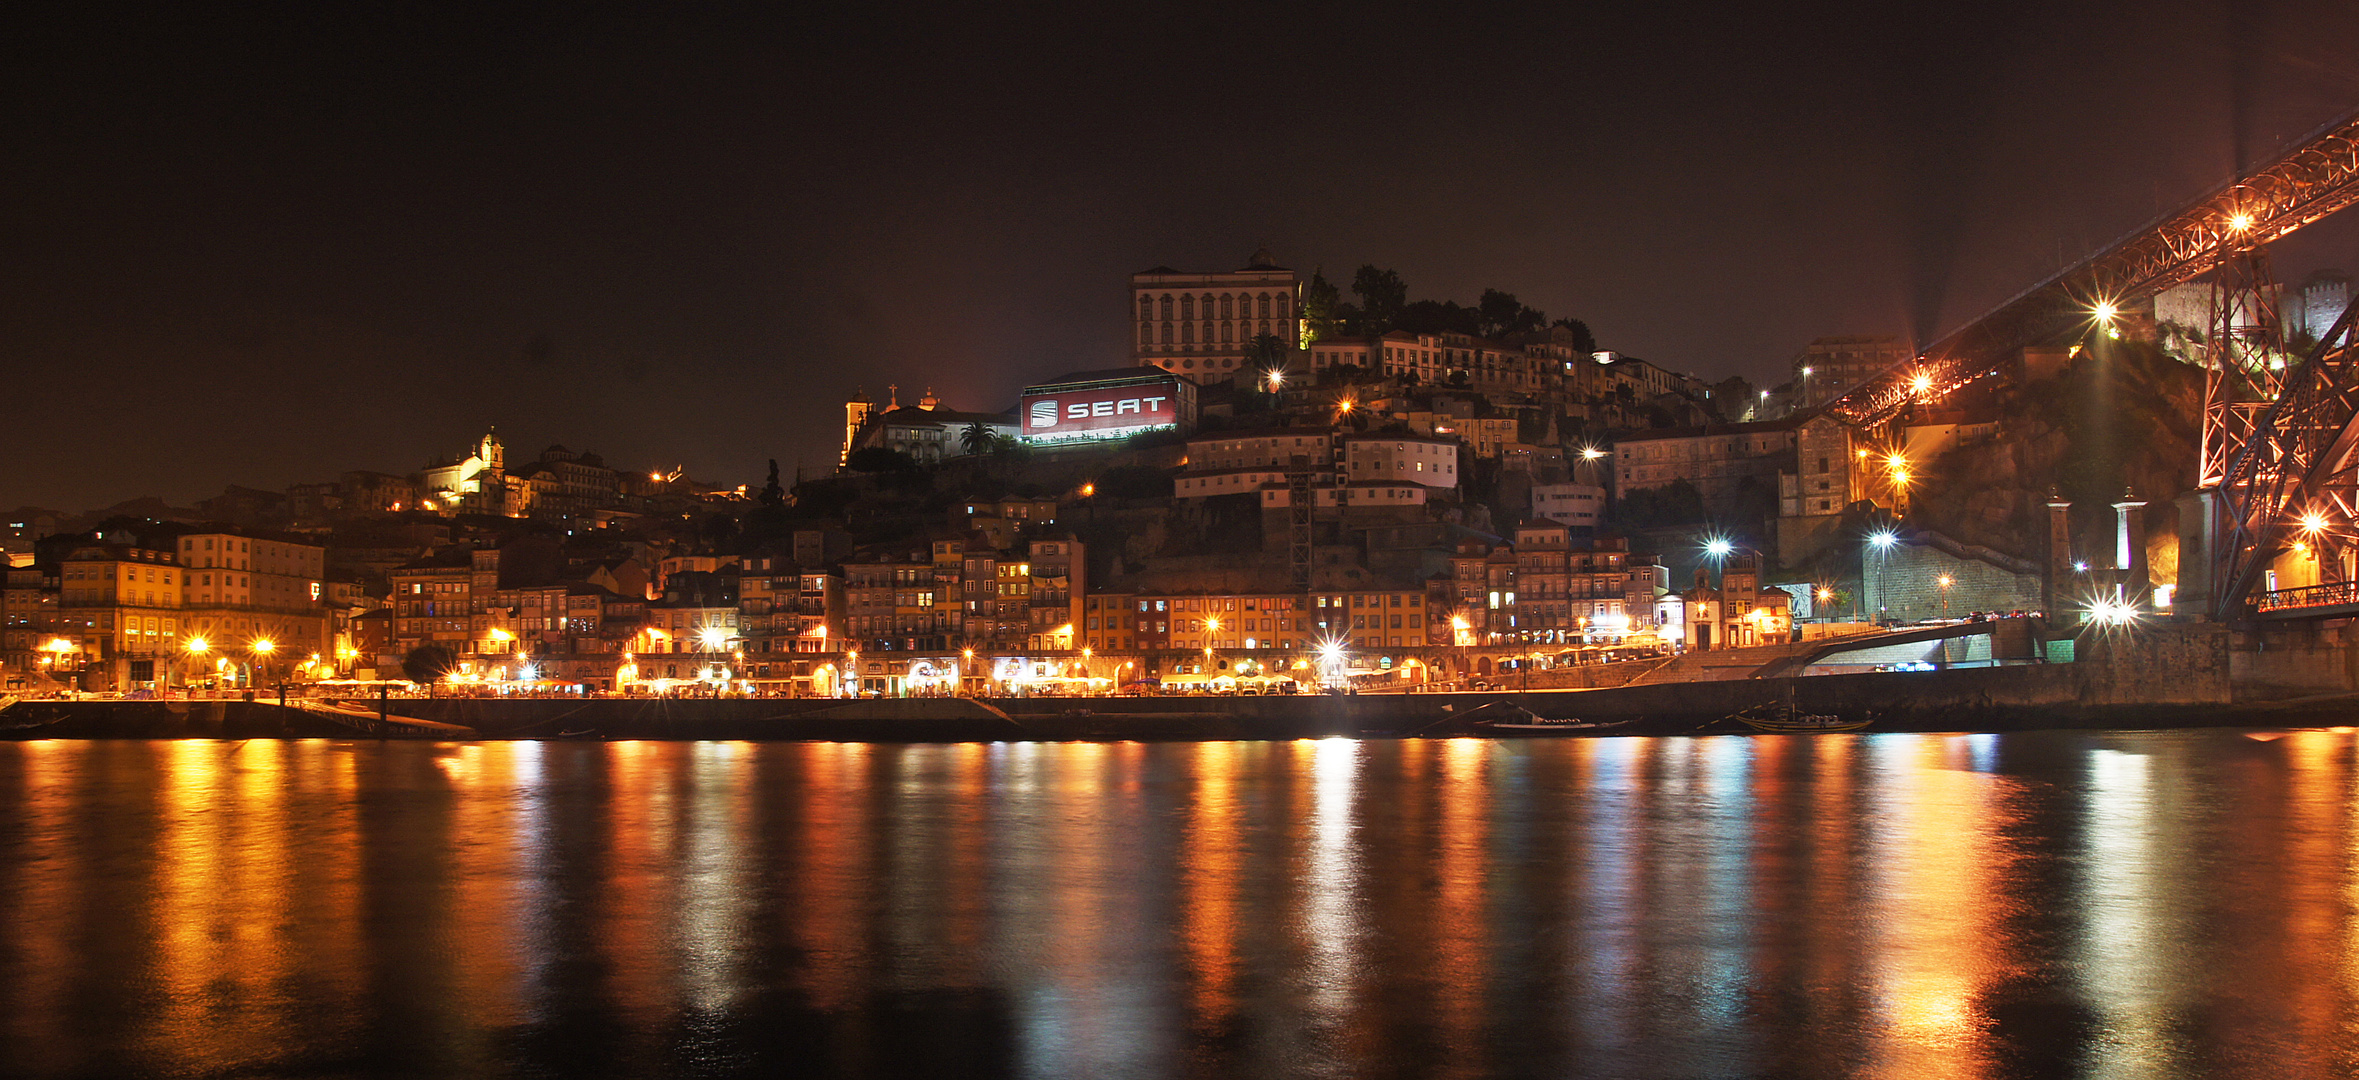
[1867,530,1898,624]
[251,637,277,703]
[1938,574,1954,619]
[184,636,210,696]
[39,637,78,697]
[1450,614,1472,686]
[1204,616,1220,674]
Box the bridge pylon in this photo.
[2205,294,2359,620]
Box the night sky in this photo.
[9,2,2359,514]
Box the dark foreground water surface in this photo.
[4,733,2359,1079]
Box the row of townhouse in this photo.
[385,541,854,689]
[839,533,1086,656]
[1302,327,1716,409]
[4,529,338,693]
[1080,585,1434,659]
[1448,524,1673,646]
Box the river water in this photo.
[2,732,2357,1079]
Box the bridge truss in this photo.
[1817,104,2359,620]
[1826,105,2359,432]
[2214,297,2359,618]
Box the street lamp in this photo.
[184,636,210,694]
[39,638,77,695]
[1938,574,1954,618]
[251,637,277,699]
[1317,638,1346,692]
[1204,616,1220,672]
[1867,531,1898,624]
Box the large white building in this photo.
[1132,249,1303,383]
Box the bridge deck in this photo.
[2253,582,2359,619]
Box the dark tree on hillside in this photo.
[401,644,457,686]
[1351,265,1407,331]
[959,422,999,457]
[758,459,785,508]
[1478,289,1549,337]
[1396,299,1480,336]
[790,477,857,518]
[1094,465,1174,500]
[698,512,738,545]
[1303,270,1342,341]
[845,447,920,474]
[1614,480,1708,529]
[1552,318,1597,354]
[1248,332,1287,372]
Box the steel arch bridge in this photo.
[1818,105,2359,620]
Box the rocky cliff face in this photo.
[1913,344,2201,564]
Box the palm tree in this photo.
[960,422,999,457]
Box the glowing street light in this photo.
[698,626,731,652]
[185,636,209,656]
[1910,371,1933,395]
[2301,511,2329,535]
[1579,446,1604,461]
[2086,595,2139,627]
[2092,300,2120,323]
[2229,211,2255,232]
[1704,538,1734,558]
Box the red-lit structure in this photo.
[1017,368,1197,446]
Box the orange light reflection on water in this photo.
[1180,740,1243,1022]
[1862,736,2017,1079]
[442,742,528,1032]
[1431,739,1489,1077]
[789,741,873,1014]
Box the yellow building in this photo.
[53,544,191,690]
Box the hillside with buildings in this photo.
[5,247,2197,697]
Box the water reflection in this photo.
[2,732,2359,1077]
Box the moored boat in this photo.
[1727,697,1872,733]
[1460,704,1631,736]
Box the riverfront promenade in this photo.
[7,622,2342,740]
